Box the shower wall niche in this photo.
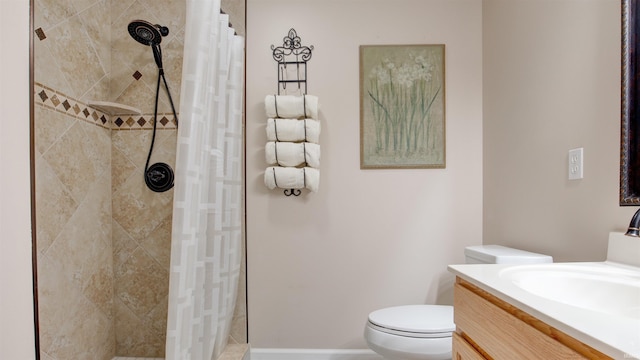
[33,0,246,359]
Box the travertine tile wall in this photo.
[34,89,114,360]
[111,125,176,357]
[34,0,115,358]
[34,0,246,358]
[110,3,181,355]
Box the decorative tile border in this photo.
[34,82,178,130]
[113,113,177,130]
[34,82,110,128]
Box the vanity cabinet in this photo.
[452,278,612,360]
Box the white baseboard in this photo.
[250,348,384,360]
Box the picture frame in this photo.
[621,0,640,205]
[360,44,446,169]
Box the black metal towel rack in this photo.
[271,28,314,96]
[270,28,314,196]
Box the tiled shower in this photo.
[33,0,246,359]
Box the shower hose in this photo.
[145,43,179,193]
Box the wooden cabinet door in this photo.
[452,332,486,360]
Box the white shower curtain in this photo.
[165,0,244,359]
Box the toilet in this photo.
[364,245,553,360]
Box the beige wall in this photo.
[482,0,635,262]
[246,0,484,349]
[247,0,634,350]
[0,0,36,359]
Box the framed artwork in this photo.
[621,0,640,205]
[360,44,446,169]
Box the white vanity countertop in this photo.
[448,261,640,359]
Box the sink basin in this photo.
[500,263,640,319]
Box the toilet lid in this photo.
[368,305,454,338]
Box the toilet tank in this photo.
[464,245,553,264]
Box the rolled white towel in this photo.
[265,94,319,119]
[266,118,321,144]
[265,142,320,169]
[264,166,320,193]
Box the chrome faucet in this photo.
[625,208,640,237]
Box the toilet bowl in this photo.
[364,245,553,360]
[365,305,454,360]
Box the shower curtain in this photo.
[165,0,244,359]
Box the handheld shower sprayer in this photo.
[152,44,164,72]
[127,20,168,46]
[128,20,168,71]
[127,20,178,193]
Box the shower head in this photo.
[128,20,169,46]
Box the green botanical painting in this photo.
[360,44,445,168]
